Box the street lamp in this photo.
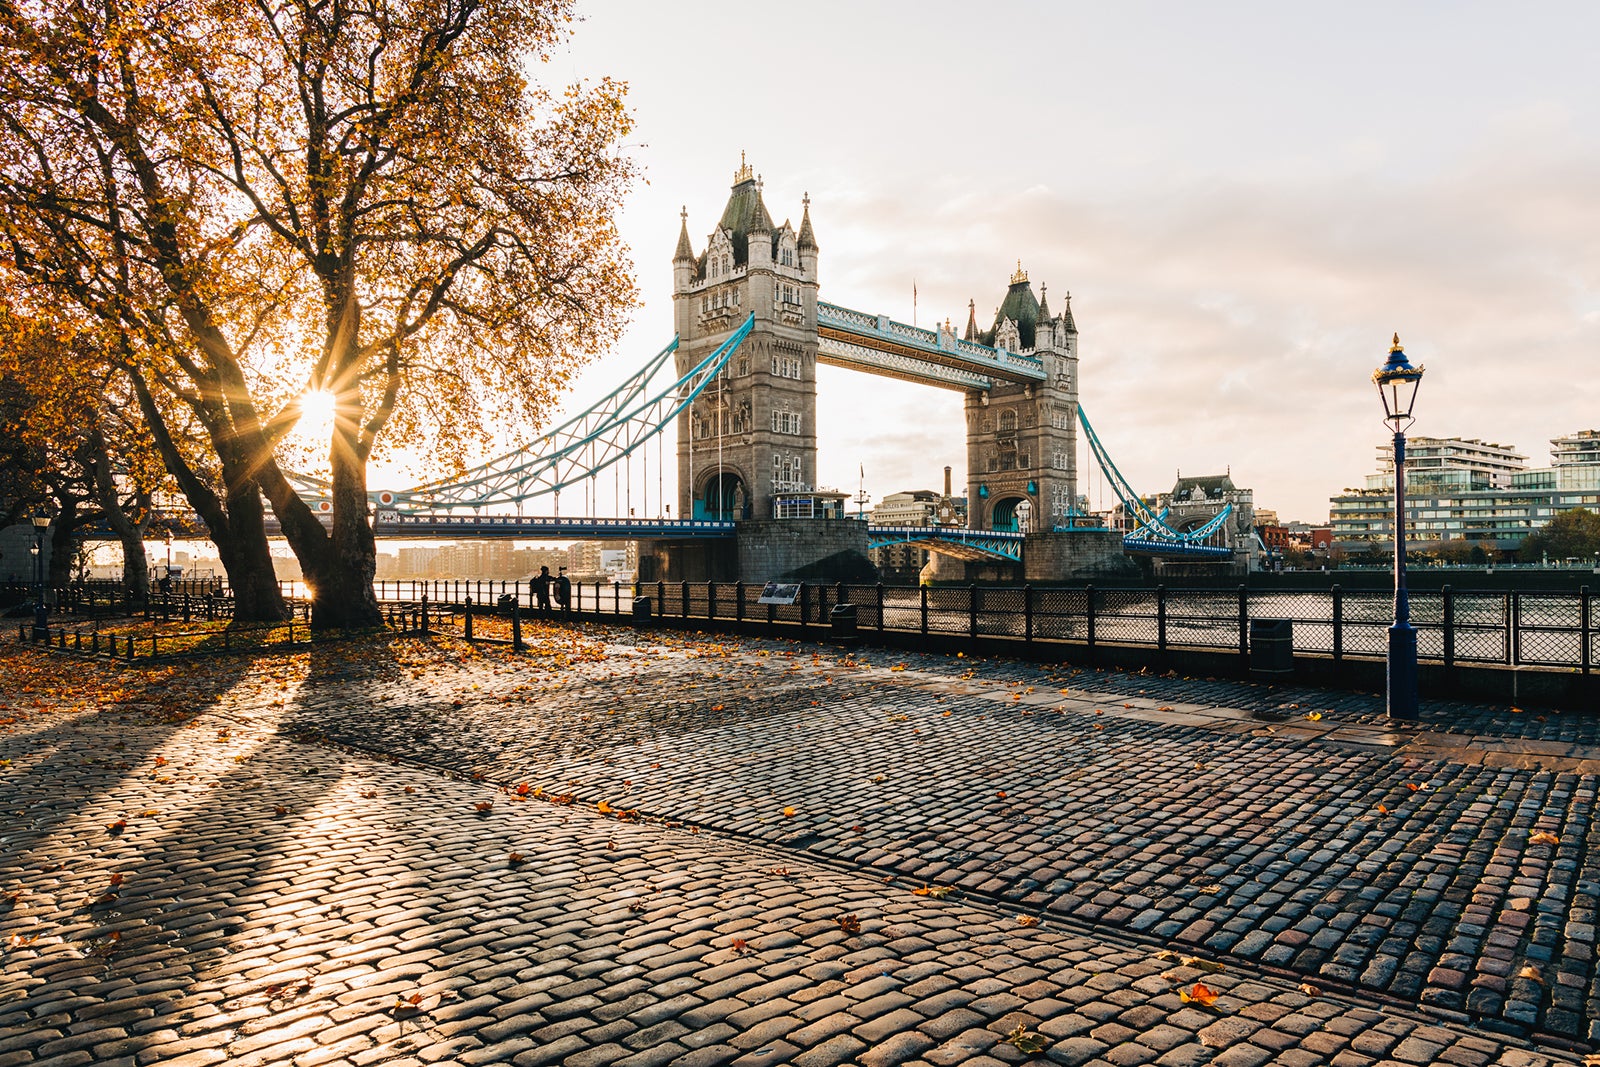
[1373,333,1424,721]
[31,514,49,638]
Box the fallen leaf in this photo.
[782,806,796,818]
[474,801,494,813]
[837,913,861,933]
[106,819,127,833]
[730,937,750,954]
[108,873,124,887]
[1016,915,1038,927]
[1305,711,1323,721]
[1518,964,1542,982]
[1377,804,1389,815]
[508,853,524,864]
[273,805,287,817]
[1181,955,1225,973]
[1405,782,1421,792]
[1529,831,1559,845]
[1298,983,1319,996]
[1179,982,1219,1007]
[1003,1023,1049,1054]
[597,800,614,814]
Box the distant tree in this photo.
[0,0,636,628]
[0,306,165,599]
[1519,509,1600,563]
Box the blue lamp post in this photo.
[1373,334,1424,721]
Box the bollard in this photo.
[512,601,524,652]
[421,594,429,635]
[464,596,474,641]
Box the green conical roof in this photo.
[983,264,1041,348]
[716,177,775,266]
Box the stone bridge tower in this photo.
[672,159,819,522]
[962,265,1080,533]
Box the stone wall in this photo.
[1023,529,1141,582]
[734,519,876,584]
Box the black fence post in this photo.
[1442,584,1455,670]
[1332,584,1343,664]
[968,585,978,642]
[707,581,717,621]
[735,580,745,623]
[1237,585,1249,668]
[657,580,666,618]
[614,581,621,615]
[1024,585,1033,644]
[875,583,885,634]
[420,593,429,635]
[464,596,474,641]
[1506,592,1516,665]
[1156,585,1167,654]
[920,585,929,636]
[818,584,830,625]
[512,599,524,652]
[680,580,690,618]
[798,584,810,637]
[1581,585,1591,675]
[1085,584,1097,666]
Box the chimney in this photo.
[943,466,952,498]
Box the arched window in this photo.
[999,410,1018,433]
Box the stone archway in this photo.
[990,495,1033,533]
[700,471,748,521]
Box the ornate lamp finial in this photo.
[1010,260,1028,285]
[734,151,753,184]
[1391,332,1402,352]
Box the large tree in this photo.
[0,0,636,628]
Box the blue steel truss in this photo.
[1077,406,1235,560]
[867,525,1024,562]
[289,316,755,511]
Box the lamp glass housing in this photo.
[1372,341,1424,427]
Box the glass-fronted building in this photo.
[1330,431,1600,550]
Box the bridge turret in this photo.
[673,161,821,525]
[673,206,694,293]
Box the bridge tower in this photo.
[672,158,819,522]
[962,265,1080,533]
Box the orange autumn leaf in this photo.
[514,782,530,796]
[1377,804,1389,815]
[1405,782,1421,791]
[1179,982,1219,1007]
[1016,915,1039,927]
[108,873,124,887]
[730,937,750,954]
[1529,831,1559,845]
[597,800,614,814]
[106,819,126,833]
[836,913,861,933]
[781,806,796,818]
[474,801,494,813]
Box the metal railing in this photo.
[18,578,1594,675]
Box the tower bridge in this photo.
[260,160,1245,581]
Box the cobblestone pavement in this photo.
[0,630,1593,1067]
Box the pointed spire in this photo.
[964,299,978,341]
[797,192,817,251]
[1037,283,1051,321]
[674,205,694,261]
[1060,289,1076,334]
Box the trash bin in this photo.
[632,596,653,622]
[496,593,517,615]
[1249,618,1294,675]
[830,602,859,645]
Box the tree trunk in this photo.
[126,370,289,624]
[47,499,77,589]
[302,430,383,631]
[121,533,150,611]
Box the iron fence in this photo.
[19,577,1594,675]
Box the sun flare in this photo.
[300,389,337,427]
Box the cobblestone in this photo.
[0,633,1590,1066]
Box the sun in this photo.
[300,389,337,427]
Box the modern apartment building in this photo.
[1330,431,1600,549]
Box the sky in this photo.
[511,0,1600,525]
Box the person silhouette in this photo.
[533,566,553,616]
